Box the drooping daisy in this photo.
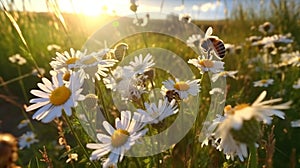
[253,78,274,87]
[188,56,224,74]
[162,78,200,99]
[50,48,86,70]
[211,70,238,82]
[8,54,27,65]
[86,111,148,167]
[293,78,300,89]
[128,53,155,75]
[72,49,118,81]
[26,71,85,123]
[203,91,291,161]
[19,131,39,149]
[137,98,178,124]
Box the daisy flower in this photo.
[8,54,27,65]
[287,52,300,67]
[211,70,238,82]
[162,78,200,99]
[47,44,61,51]
[72,49,118,81]
[50,48,86,70]
[17,119,30,129]
[26,71,85,123]
[253,78,274,87]
[258,22,274,34]
[86,111,148,167]
[128,53,154,75]
[137,98,178,124]
[19,131,39,149]
[186,34,202,48]
[179,13,192,23]
[188,56,224,74]
[293,78,300,89]
[203,91,291,161]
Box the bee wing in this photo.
[205,27,213,37]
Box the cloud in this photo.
[199,1,221,12]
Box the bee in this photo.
[113,43,128,61]
[165,90,180,102]
[201,27,226,59]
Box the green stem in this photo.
[63,114,98,168]
[16,67,35,131]
[247,143,258,168]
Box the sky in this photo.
[0,0,237,20]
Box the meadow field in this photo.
[0,0,300,168]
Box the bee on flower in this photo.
[162,78,200,99]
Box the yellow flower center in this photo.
[66,57,78,65]
[26,137,33,142]
[260,79,268,84]
[49,86,71,106]
[111,129,130,147]
[224,104,249,115]
[199,59,214,68]
[174,81,190,91]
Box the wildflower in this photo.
[251,34,293,47]
[72,49,118,81]
[179,13,192,23]
[293,78,300,89]
[162,78,200,99]
[17,119,30,129]
[137,99,178,124]
[258,22,274,34]
[50,48,86,70]
[279,51,299,67]
[66,153,78,163]
[203,91,291,161]
[86,111,148,167]
[211,70,238,82]
[188,56,224,74]
[253,78,274,87]
[287,52,300,67]
[186,34,202,48]
[19,131,39,149]
[47,44,61,51]
[31,67,46,77]
[128,53,155,75]
[8,54,27,65]
[26,71,85,123]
